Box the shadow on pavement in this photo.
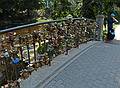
[104,39,120,45]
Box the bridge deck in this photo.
[20,41,98,88]
[43,40,120,88]
[20,40,120,88]
[20,25,120,88]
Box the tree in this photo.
[69,0,83,17]
[50,0,72,19]
[0,0,43,22]
[82,0,120,19]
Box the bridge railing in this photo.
[0,17,97,86]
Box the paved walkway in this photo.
[43,40,120,88]
[20,25,120,88]
[20,39,120,88]
[20,41,99,88]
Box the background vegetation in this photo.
[0,0,120,28]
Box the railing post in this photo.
[96,15,104,41]
[19,36,23,61]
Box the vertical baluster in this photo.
[33,42,36,62]
[38,33,41,47]
[65,23,69,55]
[25,35,30,64]
[32,32,37,62]
[27,44,30,64]
[19,36,23,61]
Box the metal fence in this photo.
[0,17,97,87]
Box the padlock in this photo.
[20,71,30,79]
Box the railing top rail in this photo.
[0,17,95,34]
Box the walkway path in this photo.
[20,41,99,88]
[43,41,120,88]
[42,24,120,88]
[20,25,120,88]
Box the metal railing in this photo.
[0,17,97,87]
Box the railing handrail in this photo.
[0,17,95,34]
[0,17,97,87]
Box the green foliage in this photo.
[1,0,120,25]
[0,0,82,22]
[37,44,45,54]
[82,0,120,19]
[0,0,43,21]
[51,0,72,19]
[37,43,48,54]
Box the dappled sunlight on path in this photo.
[115,24,120,40]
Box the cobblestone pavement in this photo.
[43,41,120,88]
